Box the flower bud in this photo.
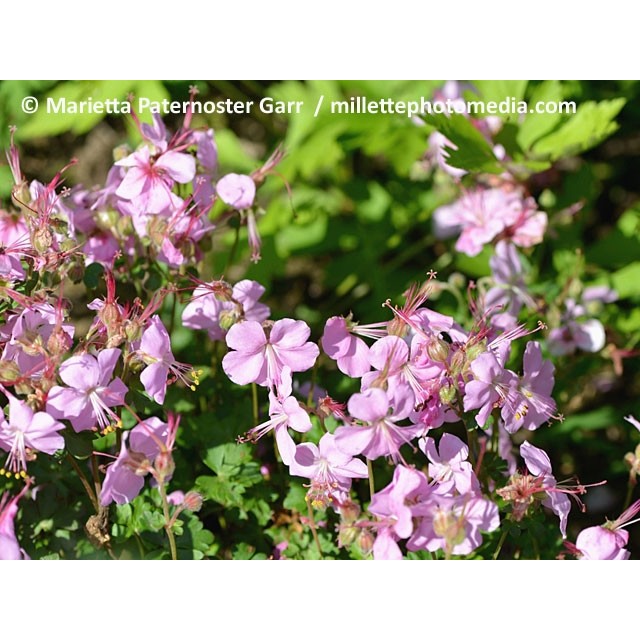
[183,491,203,512]
[339,500,361,524]
[425,336,450,363]
[47,326,72,356]
[124,319,143,344]
[338,524,358,548]
[154,450,175,480]
[357,529,375,555]
[113,144,131,162]
[218,308,240,331]
[438,382,456,405]
[0,361,21,383]
[32,226,53,253]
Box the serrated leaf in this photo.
[517,81,564,149]
[421,112,502,173]
[473,80,528,123]
[532,98,625,160]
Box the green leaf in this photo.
[83,262,103,289]
[517,81,564,149]
[473,80,528,123]
[421,112,502,173]
[283,482,309,514]
[611,262,640,299]
[532,98,625,160]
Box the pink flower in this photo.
[369,465,432,560]
[503,341,557,433]
[46,348,127,432]
[433,187,547,257]
[290,432,368,508]
[0,482,30,560]
[420,433,479,495]
[182,279,270,341]
[408,494,500,556]
[321,315,378,378]
[100,417,170,505]
[137,316,198,404]
[0,211,30,282]
[519,441,572,537]
[463,351,518,427]
[335,387,423,462]
[116,146,196,214]
[573,499,640,560]
[216,173,256,209]
[222,319,319,389]
[0,391,65,476]
[243,369,312,466]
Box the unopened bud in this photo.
[47,327,72,356]
[32,226,53,253]
[357,529,375,555]
[387,317,409,338]
[338,524,358,548]
[183,491,203,512]
[95,209,119,233]
[438,383,456,405]
[124,319,143,344]
[0,361,21,383]
[218,309,239,331]
[339,500,361,524]
[113,144,131,162]
[154,450,175,480]
[426,336,449,363]
[465,341,486,363]
[99,301,122,329]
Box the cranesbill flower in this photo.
[115,146,196,215]
[463,351,519,427]
[46,348,127,432]
[369,464,432,560]
[335,387,423,463]
[222,319,319,389]
[321,315,386,378]
[182,279,270,341]
[242,369,312,466]
[408,494,500,556]
[572,499,640,560]
[100,417,170,506]
[290,432,368,508]
[0,391,64,477]
[420,433,479,495]
[497,441,572,538]
[0,482,30,560]
[137,316,199,404]
[216,173,256,210]
[503,341,557,433]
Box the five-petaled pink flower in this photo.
[0,391,65,476]
[222,319,319,390]
[46,348,128,432]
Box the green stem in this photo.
[367,459,376,500]
[492,527,509,560]
[159,482,178,561]
[67,453,99,512]
[225,225,240,275]
[623,478,635,511]
[168,290,177,337]
[307,502,323,559]
[251,383,259,424]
